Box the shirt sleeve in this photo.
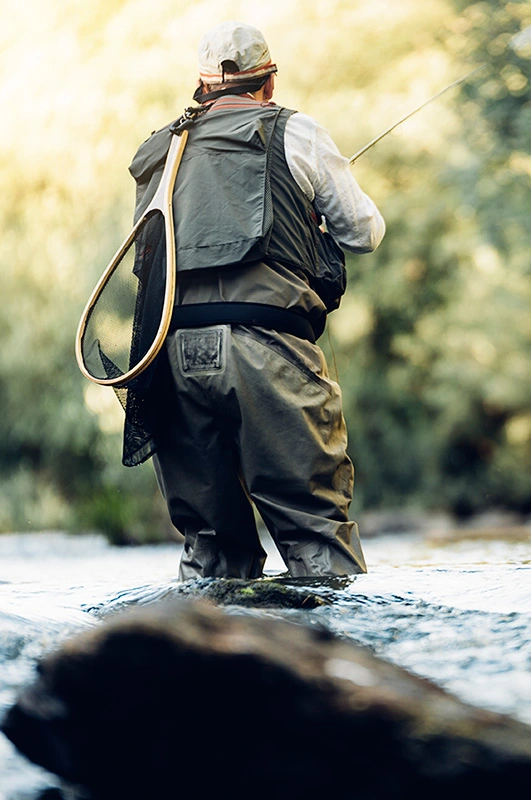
[284,111,385,253]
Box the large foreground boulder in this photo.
[3,599,531,800]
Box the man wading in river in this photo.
[127,21,385,579]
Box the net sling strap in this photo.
[75,106,204,388]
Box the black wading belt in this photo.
[169,302,316,343]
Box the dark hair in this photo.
[196,75,270,102]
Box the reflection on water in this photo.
[0,530,530,798]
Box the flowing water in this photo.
[0,528,530,798]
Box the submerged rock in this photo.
[86,576,331,618]
[178,576,331,608]
[3,599,531,800]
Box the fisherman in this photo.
[128,21,385,579]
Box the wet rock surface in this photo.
[164,576,332,608]
[3,598,531,800]
[85,576,334,618]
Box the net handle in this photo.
[75,129,189,387]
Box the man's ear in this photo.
[263,74,275,101]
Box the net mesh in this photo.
[81,210,167,382]
[80,209,170,467]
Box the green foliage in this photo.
[1,0,531,539]
[328,0,531,517]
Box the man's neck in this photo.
[250,86,266,102]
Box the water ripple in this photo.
[0,530,529,798]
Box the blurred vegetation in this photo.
[0,0,530,540]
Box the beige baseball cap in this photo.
[198,21,277,84]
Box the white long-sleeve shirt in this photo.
[284,112,385,253]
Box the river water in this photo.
[0,528,530,798]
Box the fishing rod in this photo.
[349,64,486,164]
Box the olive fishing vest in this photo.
[130,96,346,311]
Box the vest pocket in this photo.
[309,230,347,312]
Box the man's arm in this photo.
[284,112,385,253]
